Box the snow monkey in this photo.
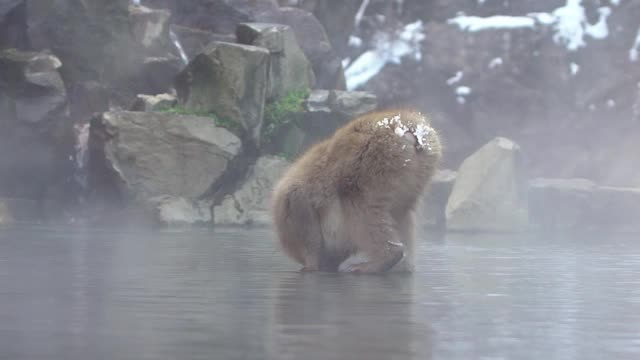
[271,109,442,273]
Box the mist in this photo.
[1,0,639,359]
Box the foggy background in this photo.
[1,0,639,228]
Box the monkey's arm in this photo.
[390,209,416,272]
[338,202,405,273]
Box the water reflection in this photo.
[269,273,430,360]
[0,226,638,360]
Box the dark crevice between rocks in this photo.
[85,113,126,219]
[201,133,258,218]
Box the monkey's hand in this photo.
[338,241,405,273]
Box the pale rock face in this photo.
[149,195,212,227]
[89,111,242,204]
[446,137,528,232]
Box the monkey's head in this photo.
[373,110,442,162]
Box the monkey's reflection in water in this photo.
[267,273,433,360]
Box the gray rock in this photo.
[175,41,269,145]
[528,178,596,231]
[0,49,71,200]
[0,0,28,50]
[149,195,212,226]
[89,111,242,203]
[446,137,528,232]
[213,155,289,226]
[236,23,315,101]
[129,4,171,53]
[130,93,177,112]
[258,6,346,89]
[136,56,183,96]
[590,187,640,233]
[69,81,111,121]
[27,0,142,87]
[0,49,66,125]
[421,169,457,230]
[265,89,377,157]
[328,90,377,118]
[298,90,377,134]
[0,200,13,225]
[170,25,236,60]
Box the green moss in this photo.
[262,89,309,143]
[158,106,242,133]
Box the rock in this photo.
[110,55,183,105]
[297,89,377,143]
[589,187,640,233]
[0,49,67,126]
[145,0,280,35]
[170,25,236,60]
[130,93,177,112]
[294,0,361,55]
[69,81,111,122]
[128,4,171,54]
[446,137,528,232]
[0,49,72,200]
[89,111,243,204]
[421,169,456,230]
[213,155,289,226]
[328,90,378,118]
[149,195,212,227]
[27,0,142,87]
[175,41,269,145]
[265,89,377,157]
[0,200,12,224]
[258,7,346,89]
[236,23,315,101]
[528,178,596,231]
[0,200,12,225]
[0,0,28,50]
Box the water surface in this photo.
[0,225,639,360]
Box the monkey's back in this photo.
[271,109,441,269]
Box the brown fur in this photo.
[271,109,442,273]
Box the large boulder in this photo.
[170,25,236,60]
[446,137,528,232]
[88,111,243,204]
[259,7,346,89]
[128,4,172,55]
[0,49,72,200]
[213,155,289,226]
[263,89,377,157]
[144,0,280,34]
[0,0,28,50]
[589,186,640,233]
[175,41,269,146]
[27,0,141,87]
[69,81,111,122]
[236,22,315,101]
[421,169,456,231]
[528,178,596,231]
[0,49,67,126]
